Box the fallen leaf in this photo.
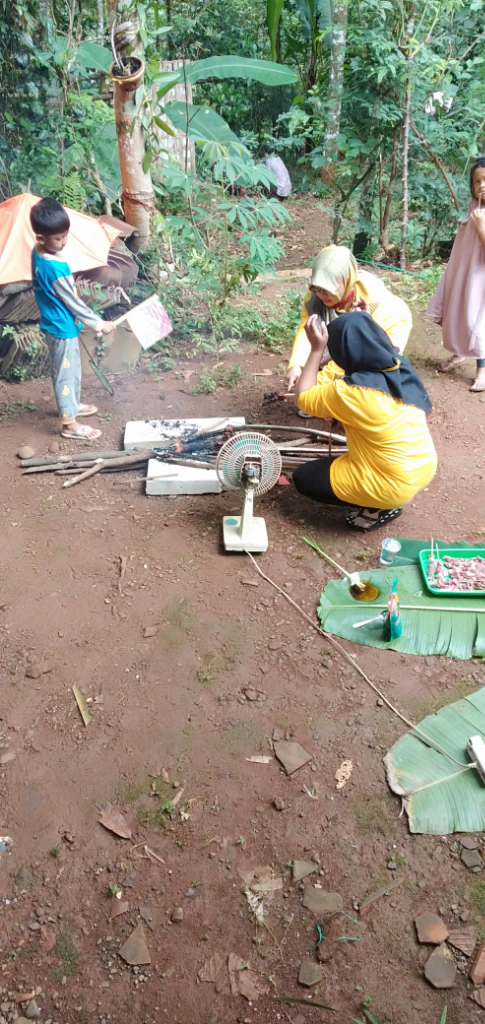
[72,684,91,726]
[249,865,283,893]
[198,952,224,983]
[245,755,272,764]
[96,801,132,840]
[335,759,353,790]
[253,369,273,376]
[143,625,159,638]
[119,923,151,965]
[240,577,259,587]
[80,506,107,513]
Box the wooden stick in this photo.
[22,463,71,475]
[62,460,104,488]
[20,450,131,468]
[242,424,347,443]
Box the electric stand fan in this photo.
[216,432,282,552]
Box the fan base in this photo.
[222,515,268,553]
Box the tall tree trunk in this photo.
[320,0,348,182]
[96,0,104,45]
[112,65,154,251]
[400,67,412,268]
[379,130,398,251]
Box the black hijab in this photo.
[326,312,432,415]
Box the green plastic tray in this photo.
[419,547,485,597]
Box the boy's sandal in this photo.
[438,355,466,373]
[77,404,98,417]
[346,507,403,532]
[469,379,485,392]
[60,425,102,441]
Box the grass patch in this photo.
[0,399,37,422]
[191,363,243,394]
[467,880,485,917]
[53,925,80,980]
[115,778,148,804]
[163,597,194,631]
[354,796,397,837]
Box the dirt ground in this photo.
[1,206,485,1024]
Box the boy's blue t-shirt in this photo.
[31,247,81,338]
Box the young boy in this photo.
[30,197,115,440]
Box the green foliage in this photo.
[191,364,243,393]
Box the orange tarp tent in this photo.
[0,193,122,286]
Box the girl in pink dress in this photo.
[426,157,485,392]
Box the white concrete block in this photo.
[146,459,222,496]
[124,416,246,452]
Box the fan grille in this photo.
[216,432,282,496]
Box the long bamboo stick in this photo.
[241,424,347,443]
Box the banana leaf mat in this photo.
[384,686,485,833]
[317,538,485,660]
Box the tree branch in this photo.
[410,120,459,210]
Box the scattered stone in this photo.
[0,751,16,765]
[17,445,35,460]
[25,1001,40,1020]
[48,441,60,455]
[298,960,322,987]
[244,689,258,702]
[171,908,184,923]
[28,921,41,931]
[461,849,482,869]
[460,909,470,923]
[292,860,316,882]
[460,837,479,850]
[447,928,477,957]
[143,625,159,638]
[272,796,286,811]
[302,887,343,916]
[274,740,312,775]
[198,952,224,984]
[415,912,449,944]
[139,907,158,931]
[322,658,332,669]
[424,944,456,989]
[118,923,151,966]
[470,988,485,1009]
[110,901,129,919]
[470,941,485,985]
[272,728,284,742]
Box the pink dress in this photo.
[426,199,485,359]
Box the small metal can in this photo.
[379,537,401,566]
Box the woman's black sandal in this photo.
[346,507,403,532]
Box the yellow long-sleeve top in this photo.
[297,369,437,508]
[288,271,412,372]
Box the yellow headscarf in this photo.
[309,245,358,303]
